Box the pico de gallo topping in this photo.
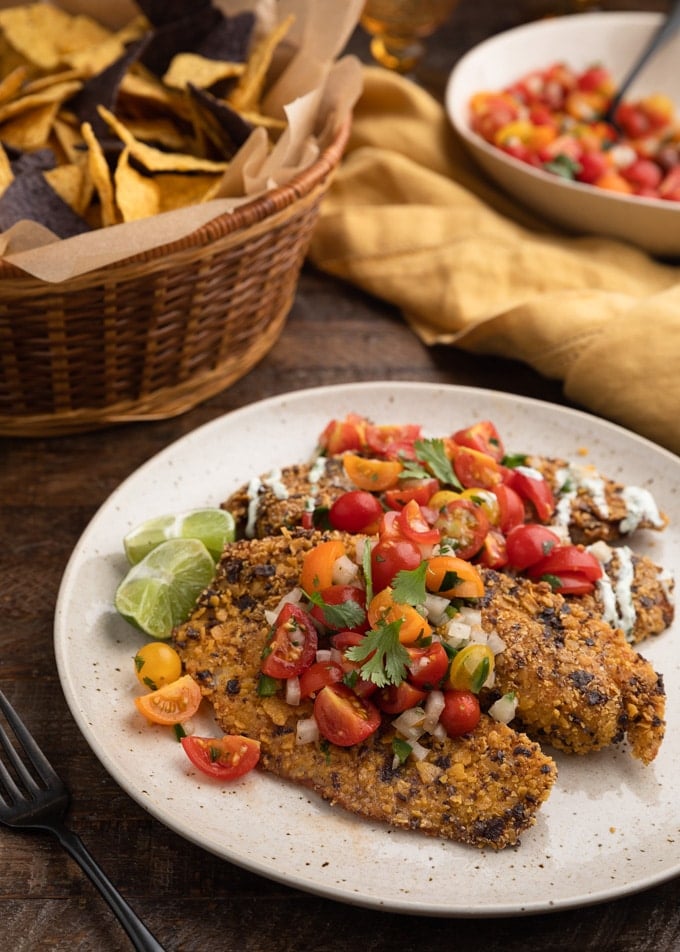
[469,61,680,201]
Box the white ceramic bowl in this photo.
[445,12,680,257]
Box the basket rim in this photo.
[0,115,351,280]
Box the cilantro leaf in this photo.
[414,438,462,489]
[391,736,412,766]
[390,562,428,607]
[362,540,374,605]
[307,590,366,630]
[345,619,409,687]
[398,459,430,480]
[502,452,528,469]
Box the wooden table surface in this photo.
[2,2,678,950]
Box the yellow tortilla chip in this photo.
[81,120,118,228]
[44,161,93,217]
[98,105,229,174]
[23,68,87,95]
[123,117,193,153]
[0,64,28,104]
[163,53,245,91]
[155,171,222,213]
[0,79,82,125]
[0,101,59,150]
[0,142,14,197]
[228,14,295,113]
[0,4,107,72]
[114,147,159,222]
[50,116,85,165]
[117,69,192,123]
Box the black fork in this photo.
[0,689,165,952]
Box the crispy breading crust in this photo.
[173,530,557,850]
[223,457,351,538]
[480,569,666,764]
[527,456,669,544]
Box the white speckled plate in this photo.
[55,383,680,917]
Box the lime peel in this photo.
[123,507,235,564]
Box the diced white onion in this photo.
[264,586,303,624]
[588,540,613,565]
[423,593,450,626]
[332,554,360,586]
[444,617,472,648]
[486,632,507,657]
[285,676,301,707]
[296,716,319,745]
[329,647,344,666]
[432,722,447,742]
[392,706,426,738]
[316,649,332,663]
[488,692,518,725]
[409,738,430,762]
[423,689,445,732]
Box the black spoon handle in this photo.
[605,1,680,124]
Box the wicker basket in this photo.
[0,119,350,437]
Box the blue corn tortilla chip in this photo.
[140,8,255,77]
[66,38,149,140]
[187,83,253,158]
[135,0,214,27]
[0,173,90,238]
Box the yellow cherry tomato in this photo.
[459,488,501,526]
[448,643,495,693]
[428,489,461,511]
[134,641,183,691]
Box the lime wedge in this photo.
[123,508,235,564]
[115,538,215,639]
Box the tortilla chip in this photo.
[44,161,93,217]
[187,83,253,159]
[0,143,14,197]
[0,64,28,104]
[136,0,214,28]
[50,116,85,165]
[163,53,245,91]
[0,80,82,125]
[66,38,148,138]
[113,147,158,221]
[0,171,90,238]
[98,105,229,174]
[0,4,109,72]
[0,102,60,151]
[122,117,191,152]
[228,14,295,113]
[81,120,118,227]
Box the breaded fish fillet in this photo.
[224,457,351,538]
[480,569,666,764]
[527,456,669,544]
[173,530,557,850]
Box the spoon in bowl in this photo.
[603,0,680,128]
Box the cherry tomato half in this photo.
[343,454,403,492]
[328,490,384,534]
[364,423,422,459]
[299,539,346,594]
[506,467,556,522]
[407,641,449,689]
[425,554,484,599]
[309,584,367,633]
[452,420,505,462]
[318,414,367,455]
[313,684,381,747]
[538,571,596,595]
[134,674,201,725]
[448,643,495,692]
[505,523,561,571]
[375,681,427,714]
[261,603,318,679]
[527,544,603,582]
[475,528,509,569]
[367,589,432,645]
[433,498,490,560]
[452,445,503,490]
[397,498,441,546]
[491,483,525,533]
[298,660,344,699]
[384,477,440,510]
[181,734,260,781]
[438,689,481,737]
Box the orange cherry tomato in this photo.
[299,539,346,594]
[318,414,367,455]
[367,589,431,645]
[134,674,201,725]
[343,454,403,492]
[425,555,484,599]
[451,445,503,489]
[181,735,260,781]
[452,420,505,462]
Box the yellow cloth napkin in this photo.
[308,66,680,457]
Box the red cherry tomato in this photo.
[438,690,481,737]
[397,498,441,545]
[318,414,366,455]
[505,524,561,571]
[370,537,422,592]
[384,477,440,510]
[375,681,427,714]
[506,468,555,522]
[433,498,490,560]
[407,641,449,689]
[261,603,318,679]
[491,483,525,533]
[365,423,422,459]
[181,735,260,781]
[330,632,378,698]
[527,544,603,582]
[452,420,505,462]
[538,571,596,595]
[313,684,381,747]
[309,584,367,632]
[298,661,344,699]
[328,490,384,534]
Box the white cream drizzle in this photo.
[589,543,636,641]
[553,463,663,537]
[245,469,290,538]
[304,455,329,513]
[619,485,665,534]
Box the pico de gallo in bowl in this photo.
[445,12,680,255]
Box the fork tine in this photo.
[0,690,62,790]
[0,719,39,803]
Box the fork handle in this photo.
[52,825,166,951]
